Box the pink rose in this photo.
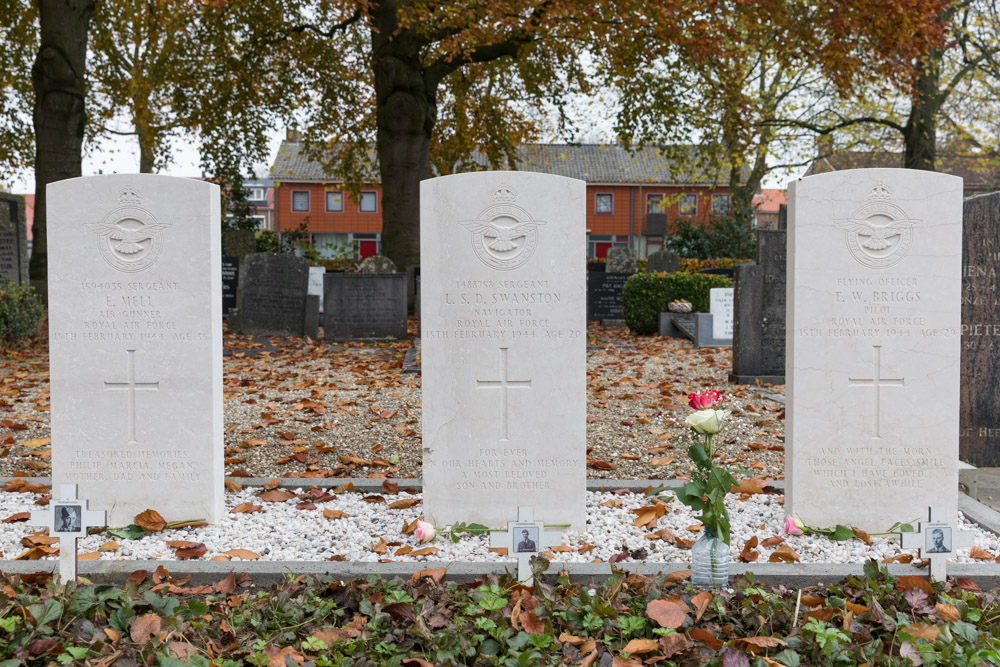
[688,390,723,410]
[784,516,803,535]
[414,520,436,543]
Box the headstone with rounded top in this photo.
[646,249,680,274]
[605,246,637,274]
[0,192,29,286]
[358,255,397,274]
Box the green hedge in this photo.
[623,271,732,335]
[0,280,44,348]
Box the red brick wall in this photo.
[275,182,730,237]
[275,183,384,234]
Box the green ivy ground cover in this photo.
[2,561,1000,666]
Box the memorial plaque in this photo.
[587,272,629,321]
[0,193,29,285]
[730,230,786,384]
[221,256,238,315]
[960,192,1000,465]
[308,265,325,312]
[787,169,962,531]
[709,287,734,339]
[323,273,407,340]
[234,253,310,336]
[421,172,586,530]
[47,174,224,525]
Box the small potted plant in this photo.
[674,389,735,588]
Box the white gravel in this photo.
[2,489,997,566]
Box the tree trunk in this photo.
[370,1,433,273]
[31,0,93,291]
[902,51,941,171]
[138,122,155,173]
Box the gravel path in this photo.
[0,323,787,482]
[1,486,995,567]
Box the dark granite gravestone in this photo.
[222,229,256,264]
[646,249,680,274]
[587,272,630,321]
[960,192,1000,465]
[729,229,786,384]
[358,255,397,274]
[323,273,407,341]
[606,246,637,273]
[0,193,29,285]
[233,253,316,337]
[221,256,238,315]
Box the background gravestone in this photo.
[221,256,238,316]
[730,229,786,384]
[234,253,312,337]
[709,287,734,340]
[358,255,397,274]
[646,249,680,274]
[0,193,29,285]
[47,174,224,525]
[960,192,1000,465]
[221,229,256,264]
[586,272,629,321]
[606,246,637,273]
[323,273,407,341]
[421,172,586,531]
[787,169,962,531]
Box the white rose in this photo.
[685,408,730,435]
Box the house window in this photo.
[646,194,663,214]
[247,187,266,201]
[595,193,613,215]
[679,194,697,216]
[249,215,267,230]
[291,190,310,212]
[326,190,344,212]
[711,194,730,216]
[359,191,378,213]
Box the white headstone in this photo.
[308,266,325,313]
[420,172,586,530]
[48,175,224,525]
[787,169,962,531]
[710,287,734,339]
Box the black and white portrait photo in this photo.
[515,527,539,553]
[925,527,952,554]
[56,505,82,533]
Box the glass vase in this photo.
[691,530,729,588]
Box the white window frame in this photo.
[711,193,730,216]
[325,190,344,213]
[359,190,378,213]
[646,193,663,214]
[595,193,613,215]
[679,194,698,217]
[291,190,310,212]
[247,187,266,201]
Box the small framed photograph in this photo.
[515,526,539,553]
[925,526,952,554]
[56,505,82,533]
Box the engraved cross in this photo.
[477,347,531,441]
[848,345,904,439]
[104,349,159,444]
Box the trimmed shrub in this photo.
[0,280,44,347]
[623,271,732,335]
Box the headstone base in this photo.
[728,373,785,385]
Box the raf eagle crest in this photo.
[85,186,171,272]
[458,183,545,270]
[833,181,920,269]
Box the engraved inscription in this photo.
[834,181,920,269]
[85,187,171,273]
[477,347,531,441]
[103,349,159,444]
[848,345,904,439]
[458,184,545,271]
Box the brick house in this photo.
[269,137,737,259]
